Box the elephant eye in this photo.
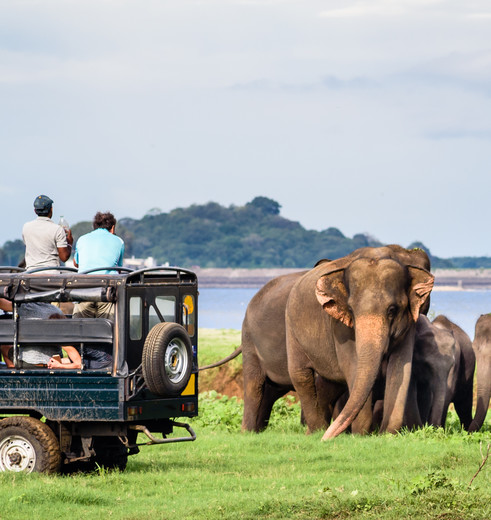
[387,305,398,319]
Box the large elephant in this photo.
[241,245,432,436]
[468,314,491,432]
[286,247,434,439]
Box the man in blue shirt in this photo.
[73,211,124,319]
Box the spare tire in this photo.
[142,322,193,396]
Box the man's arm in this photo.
[117,240,125,266]
[0,298,12,312]
[57,228,73,263]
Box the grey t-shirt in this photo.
[19,345,62,365]
[22,217,67,270]
[17,304,64,364]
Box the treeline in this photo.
[0,196,489,269]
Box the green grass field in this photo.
[0,329,489,520]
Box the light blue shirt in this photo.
[74,228,124,274]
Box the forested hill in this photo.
[0,197,488,269]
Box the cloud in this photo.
[0,185,14,195]
[393,50,491,92]
[467,12,491,19]
[319,0,491,20]
[319,0,434,19]
[321,75,376,90]
[228,75,376,92]
[426,129,491,140]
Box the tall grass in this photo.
[1,394,489,520]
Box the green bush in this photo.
[191,391,302,433]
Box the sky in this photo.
[1,0,490,259]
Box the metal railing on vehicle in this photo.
[79,267,134,274]
[25,266,78,274]
[0,266,25,273]
[125,266,197,285]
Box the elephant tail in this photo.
[199,346,243,371]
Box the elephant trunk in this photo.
[322,315,388,440]
[468,356,491,432]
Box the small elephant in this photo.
[468,314,491,432]
[431,315,475,429]
[405,315,456,429]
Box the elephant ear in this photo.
[315,269,353,328]
[407,266,434,322]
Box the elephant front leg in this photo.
[316,376,347,425]
[350,393,373,434]
[289,365,328,433]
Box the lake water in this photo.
[198,287,491,339]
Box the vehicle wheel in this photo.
[142,322,193,396]
[93,437,128,471]
[0,416,61,473]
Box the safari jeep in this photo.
[0,266,198,473]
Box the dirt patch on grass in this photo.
[199,364,244,399]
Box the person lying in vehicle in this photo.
[4,340,81,369]
[1,298,13,366]
[47,344,112,370]
[2,312,81,369]
[47,313,112,370]
[0,298,12,316]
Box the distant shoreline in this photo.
[195,267,491,290]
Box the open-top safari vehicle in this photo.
[0,265,198,473]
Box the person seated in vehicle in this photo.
[23,194,73,271]
[72,211,124,320]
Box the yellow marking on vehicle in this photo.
[181,374,195,396]
[183,295,194,315]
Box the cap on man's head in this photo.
[33,194,53,215]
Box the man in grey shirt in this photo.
[18,195,72,341]
[22,194,73,270]
[1,196,75,367]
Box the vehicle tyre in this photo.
[0,416,61,473]
[142,322,193,396]
[93,437,128,472]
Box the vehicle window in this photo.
[129,297,142,340]
[182,294,195,336]
[149,296,176,330]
